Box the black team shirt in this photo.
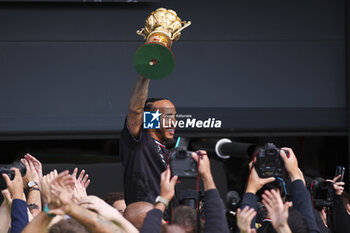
[120,120,169,205]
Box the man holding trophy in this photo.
[119,8,191,206]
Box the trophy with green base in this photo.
[133,8,191,80]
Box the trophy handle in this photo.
[171,21,192,40]
[136,28,147,39]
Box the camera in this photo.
[169,147,197,178]
[179,189,201,209]
[310,177,335,209]
[335,166,345,182]
[225,191,241,233]
[256,202,268,225]
[254,143,287,178]
[0,160,27,190]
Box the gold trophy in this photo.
[133,8,191,80]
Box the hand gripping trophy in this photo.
[133,8,191,80]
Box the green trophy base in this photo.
[133,43,175,80]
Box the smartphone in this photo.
[335,166,345,182]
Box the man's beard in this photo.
[159,129,174,144]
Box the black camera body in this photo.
[169,147,197,178]
[311,177,335,209]
[0,160,27,190]
[179,189,200,209]
[255,143,287,178]
[335,166,345,182]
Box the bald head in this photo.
[123,201,153,230]
[161,225,186,233]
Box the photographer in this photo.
[239,146,320,233]
[237,189,293,233]
[141,150,229,233]
[280,148,319,233]
[2,168,28,233]
[315,174,350,233]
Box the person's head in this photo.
[257,208,308,233]
[161,224,186,233]
[103,192,126,214]
[286,208,309,233]
[144,98,176,144]
[49,218,89,233]
[343,191,350,214]
[172,206,197,233]
[123,201,153,230]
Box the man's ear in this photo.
[346,203,350,213]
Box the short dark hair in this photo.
[144,98,169,111]
[172,206,197,233]
[342,191,350,208]
[287,208,309,233]
[103,192,124,207]
[49,218,89,233]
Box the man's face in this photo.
[150,100,176,143]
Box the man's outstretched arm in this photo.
[127,76,150,138]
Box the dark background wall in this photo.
[0,0,346,137]
[0,0,348,198]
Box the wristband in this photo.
[155,196,169,208]
[28,187,40,193]
[27,203,39,211]
[43,204,56,218]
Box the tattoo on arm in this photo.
[127,76,150,137]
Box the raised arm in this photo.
[140,166,178,233]
[262,189,292,233]
[21,157,42,217]
[49,171,125,233]
[2,168,29,233]
[127,76,150,138]
[280,148,320,233]
[192,150,229,233]
[79,195,138,233]
[240,161,275,229]
[0,190,12,233]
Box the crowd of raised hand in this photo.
[0,150,229,233]
[236,148,349,233]
[1,148,349,233]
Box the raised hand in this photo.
[71,168,90,203]
[80,195,119,220]
[236,206,256,233]
[1,189,12,209]
[49,171,75,215]
[280,148,302,182]
[326,175,345,195]
[246,161,275,194]
[191,150,211,177]
[262,189,292,233]
[2,168,24,200]
[160,166,178,202]
[21,158,40,189]
[41,170,58,203]
[192,150,216,190]
[24,154,43,180]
